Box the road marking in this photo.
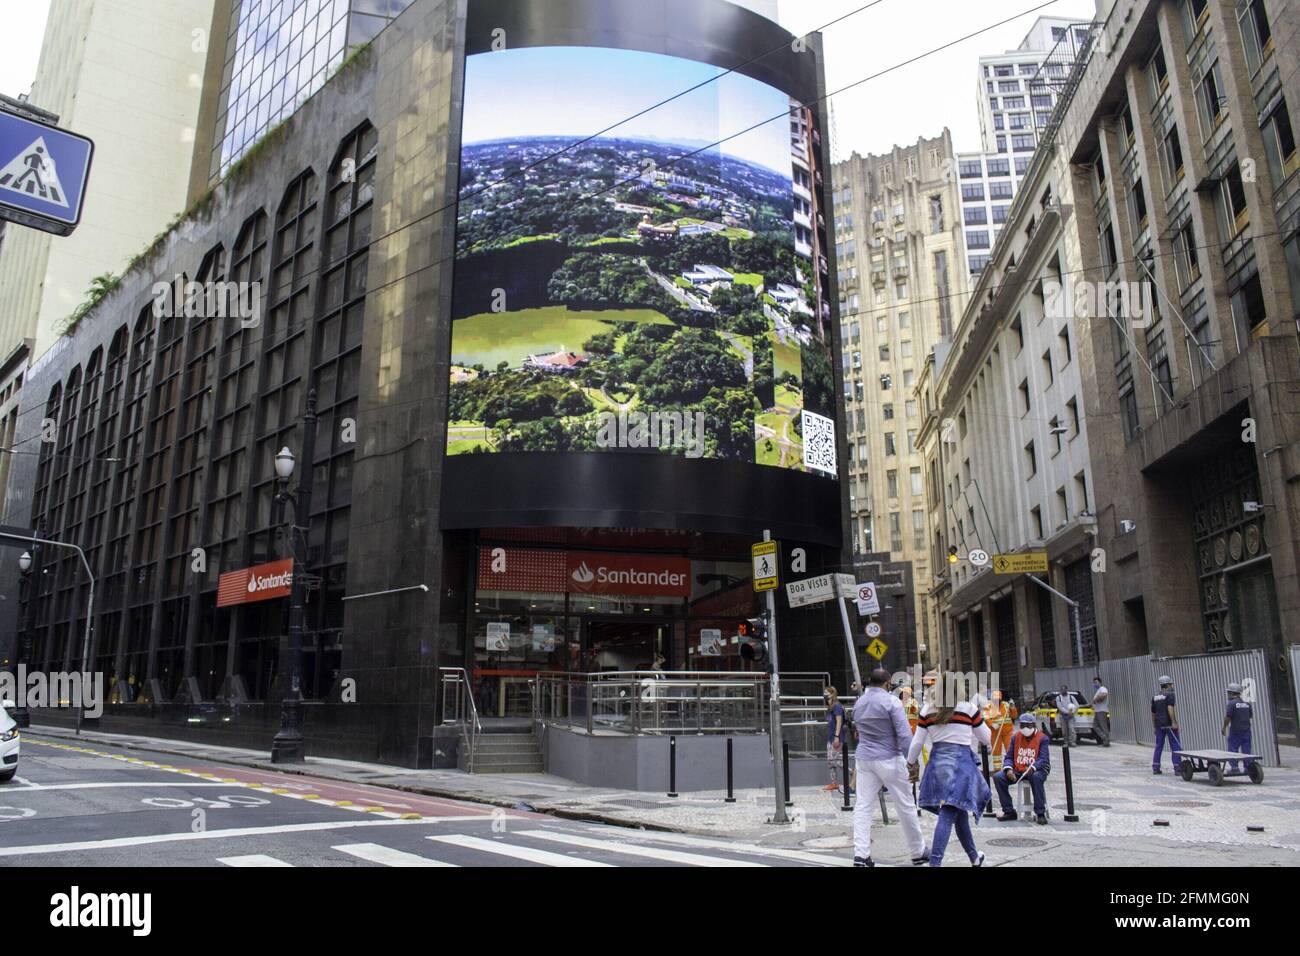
[519,830,767,867]
[428,834,614,867]
[332,843,459,867]
[597,829,850,867]
[217,854,294,867]
[14,782,245,791]
[0,817,434,857]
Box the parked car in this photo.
[1032,690,1098,744]
[0,699,19,783]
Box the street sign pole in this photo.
[831,575,861,690]
[1026,572,1084,665]
[762,530,788,825]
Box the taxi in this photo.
[0,698,19,782]
[1032,690,1098,744]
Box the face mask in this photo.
[1020,727,1035,737]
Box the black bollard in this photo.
[980,744,993,815]
[782,741,793,807]
[668,735,678,798]
[878,788,890,825]
[725,737,736,803]
[1061,740,1079,822]
[840,743,852,812]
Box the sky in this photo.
[463,46,794,175]
[0,0,1094,160]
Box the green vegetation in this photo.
[450,306,669,370]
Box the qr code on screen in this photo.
[801,410,837,475]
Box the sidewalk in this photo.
[27,724,1300,865]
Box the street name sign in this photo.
[785,572,853,608]
[992,551,1049,574]
[752,541,778,591]
[0,110,93,236]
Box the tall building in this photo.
[1061,0,1300,737]
[1,0,852,769]
[958,15,1095,277]
[0,0,214,520]
[195,0,418,189]
[831,132,971,651]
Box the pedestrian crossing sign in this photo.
[866,638,887,660]
[0,109,94,236]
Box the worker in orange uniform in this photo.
[984,689,1014,772]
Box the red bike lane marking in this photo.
[190,765,535,817]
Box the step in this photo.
[472,734,539,747]
[472,757,545,773]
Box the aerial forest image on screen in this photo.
[447,45,834,473]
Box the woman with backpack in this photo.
[907,697,992,867]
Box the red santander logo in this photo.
[217,559,294,607]
[565,552,690,598]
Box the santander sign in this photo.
[565,552,690,598]
[217,558,294,607]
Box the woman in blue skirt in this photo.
[907,699,992,866]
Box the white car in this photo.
[0,700,19,783]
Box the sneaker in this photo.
[972,851,986,867]
[1152,768,1163,775]
[911,846,931,866]
[997,810,1018,822]
[853,856,874,867]
[1035,813,1048,825]
[823,783,839,792]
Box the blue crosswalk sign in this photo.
[0,109,94,236]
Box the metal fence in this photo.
[1035,648,1280,766]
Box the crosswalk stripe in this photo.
[427,834,614,867]
[217,854,293,867]
[518,830,767,866]
[596,829,850,867]
[332,843,459,867]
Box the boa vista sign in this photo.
[217,559,294,607]
[478,547,691,597]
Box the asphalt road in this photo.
[0,734,842,868]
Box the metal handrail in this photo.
[439,666,482,772]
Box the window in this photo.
[1121,104,1136,146]
[1174,219,1201,288]
[1130,176,1149,232]
[969,254,991,274]
[913,510,925,550]
[966,230,990,249]
[1120,382,1140,440]
[1186,0,1209,38]
[880,373,892,391]
[887,469,899,498]
[987,159,1010,177]
[962,183,986,201]
[992,204,1010,224]
[1004,96,1026,110]
[1220,163,1249,235]
[898,311,910,329]
[1019,378,1030,414]
[929,195,945,232]
[903,369,914,388]
[1260,97,1298,186]
[1011,315,1024,352]
[882,403,894,421]
[910,467,923,496]
[1025,441,1037,477]
[879,345,891,362]
[889,513,902,552]
[1238,0,1274,74]
[901,341,912,359]
[907,429,917,453]
[1042,349,1054,386]
[965,206,989,225]
[999,80,1021,93]
[1067,396,1080,437]
[906,399,917,418]
[1075,472,1089,513]
[959,159,984,178]
[1196,62,1226,137]
[896,280,908,299]
[1059,326,1072,365]
[1149,47,1169,98]
[1160,126,1185,189]
[1099,222,1118,272]
[990,181,1014,200]
[1012,134,1036,152]
[885,432,896,455]
[1230,271,1267,335]
[1031,506,1044,539]
[1055,486,1070,527]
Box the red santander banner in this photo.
[217,559,294,608]
[566,551,691,598]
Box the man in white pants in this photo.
[850,667,929,867]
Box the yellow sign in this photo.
[992,551,1049,574]
[866,638,888,660]
[752,541,778,591]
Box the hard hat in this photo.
[1157,675,1172,685]
[1227,682,1243,694]
[1018,713,1037,726]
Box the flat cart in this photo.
[1172,749,1264,786]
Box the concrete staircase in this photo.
[461,730,544,774]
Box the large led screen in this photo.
[447,44,836,476]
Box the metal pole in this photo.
[1025,572,1084,666]
[840,742,852,812]
[12,567,32,727]
[832,575,862,689]
[272,389,316,763]
[725,737,736,802]
[782,740,793,807]
[980,744,993,814]
[764,530,788,824]
[668,735,678,798]
[1061,739,1079,822]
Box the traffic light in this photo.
[948,545,960,564]
[739,615,769,662]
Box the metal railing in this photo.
[439,666,482,771]
[531,670,847,751]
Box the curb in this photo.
[25,725,701,836]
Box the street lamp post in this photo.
[270,389,317,765]
[12,551,33,727]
